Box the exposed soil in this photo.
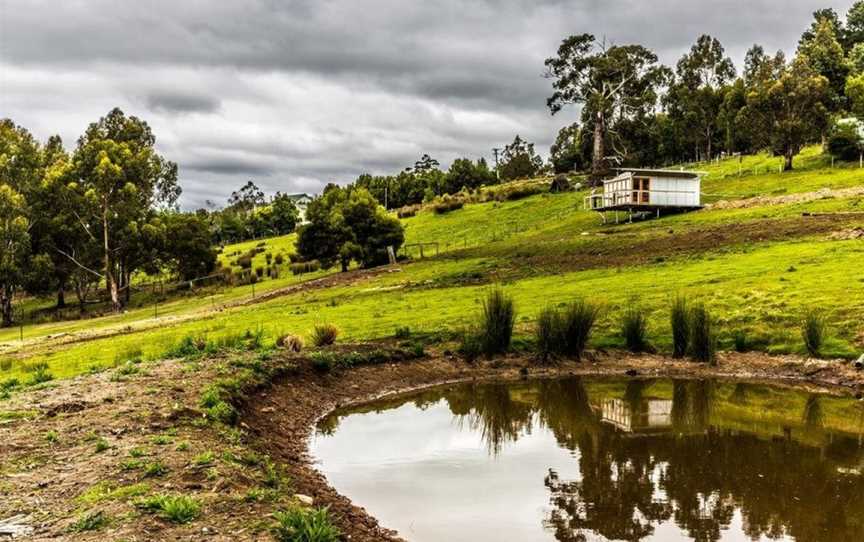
[503,213,864,275]
[2,347,863,541]
[709,186,864,210]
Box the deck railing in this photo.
[584,188,699,210]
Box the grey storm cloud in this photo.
[0,0,856,208]
[145,91,221,114]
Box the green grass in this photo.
[6,145,864,379]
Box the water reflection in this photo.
[315,377,864,542]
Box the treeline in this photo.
[546,4,864,178]
[0,109,216,324]
[350,136,546,209]
[198,181,300,245]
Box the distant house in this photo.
[584,168,704,219]
[285,193,313,223]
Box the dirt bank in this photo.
[1,348,862,541]
[243,349,864,542]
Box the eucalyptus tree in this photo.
[69,108,179,312]
[0,120,41,326]
[665,35,735,161]
[545,34,669,181]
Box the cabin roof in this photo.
[284,193,312,201]
[610,168,705,180]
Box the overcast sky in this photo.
[0,1,854,209]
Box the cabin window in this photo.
[632,177,650,204]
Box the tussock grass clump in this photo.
[135,494,201,524]
[621,306,650,353]
[272,507,341,542]
[477,288,516,356]
[276,334,304,352]
[688,304,716,364]
[560,300,600,361]
[310,324,339,347]
[535,306,563,363]
[801,310,826,357]
[670,296,690,359]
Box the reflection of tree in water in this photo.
[802,394,824,430]
[423,378,864,541]
[671,380,714,432]
[456,382,534,455]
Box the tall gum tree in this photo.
[70,109,178,312]
[545,35,669,182]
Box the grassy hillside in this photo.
[5,146,864,382]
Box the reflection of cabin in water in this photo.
[584,168,704,221]
[599,398,673,433]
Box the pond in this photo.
[311,377,864,541]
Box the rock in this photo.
[294,494,314,506]
[625,369,639,377]
[260,407,275,413]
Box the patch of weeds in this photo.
[175,441,190,452]
[143,461,168,478]
[78,482,150,505]
[478,288,515,356]
[193,451,215,467]
[68,510,109,533]
[128,447,148,458]
[689,304,716,364]
[394,326,412,339]
[120,459,143,471]
[244,486,281,503]
[276,333,304,352]
[151,434,174,446]
[28,365,54,386]
[94,438,111,453]
[262,457,288,490]
[135,494,202,524]
[45,430,59,444]
[272,507,341,542]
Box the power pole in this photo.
[492,147,501,181]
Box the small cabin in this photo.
[584,168,703,216]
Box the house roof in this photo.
[284,193,313,201]
[611,168,706,180]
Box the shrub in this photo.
[275,254,285,265]
[265,253,273,265]
[535,306,563,363]
[28,366,54,385]
[689,304,715,364]
[433,198,464,214]
[250,273,259,284]
[560,300,600,361]
[238,255,253,269]
[397,206,418,219]
[670,295,690,359]
[621,306,650,353]
[458,330,483,362]
[269,266,280,279]
[276,334,304,352]
[801,310,826,357]
[394,326,412,339]
[310,324,339,347]
[477,289,515,356]
[272,507,341,542]
[732,329,750,353]
[256,266,265,278]
[136,494,201,524]
[291,260,322,275]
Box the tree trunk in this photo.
[0,285,13,327]
[784,149,794,171]
[103,203,122,312]
[590,110,607,184]
[56,285,66,309]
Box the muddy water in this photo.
[311,377,864,541]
